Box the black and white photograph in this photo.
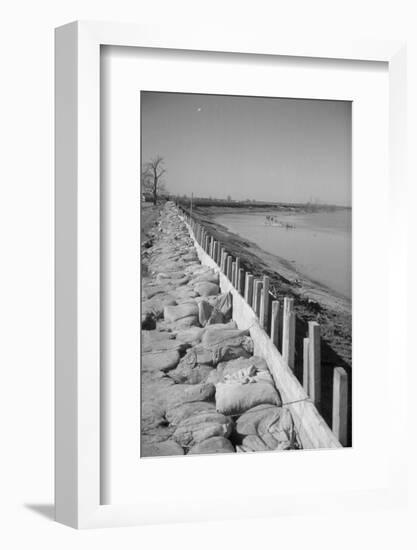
[140,91,352,457]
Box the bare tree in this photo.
[142,156,167,205]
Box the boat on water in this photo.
[264,215,295,229]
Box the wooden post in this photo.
[303,337,310,393]
[332,367,348,446]
[226,256,233,280]
[244,272,249,300]
[222,253,228,275]
[232,262,236,287]
[210,236,214,257]
[270,300,279,348]
[213,241,219,264]
[235,257,240,287]
[259,275,270,330]
[253,280,263,317]
[246,274,254,307]
[238,268,245,295]
[308,321,321,407]
[220,248,226,271]
[282,298,295,369]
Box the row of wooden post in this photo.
[180,206,348,446]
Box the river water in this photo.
[214,209,352,299]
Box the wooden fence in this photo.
[178,205,348,447]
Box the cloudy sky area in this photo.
[141,92,351,206]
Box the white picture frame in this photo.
[55,21,407,529]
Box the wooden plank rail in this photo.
[178,209,342,450]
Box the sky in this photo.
[141,92,351,206]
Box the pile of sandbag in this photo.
[167,326,254,385]
[140,202,300,457]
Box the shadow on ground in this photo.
[24,503,55,521]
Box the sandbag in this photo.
[141,425,175,445]
[267,407,298,448]
[172,287,198,300]
[175,326,205,345]
[241,434,270,452]
[172,411,234,449]
[222,356,269,377]
[194,282,219,297]
[188,436,235,455]
[141,440,184,457]
[178,338,253,369]
[168,363,214,385]
[215,381,281,416]
[141,294,177,328]
[141,402,167,433]
[209,357,271,386]
[142,350,180,373]
[203,320,237,332]
[142,284,172,300]
[201,328,249,348]
[157,315,200,332]
[165,383,216,409]
[177,345,215,367]
[141,331,186,353]
[235,404,282,437]
[236,406,298,450]
[222,363,274,386]
[165,401,216,425]
[185,265,212,275]
[211,292,233,321]
[189,271,219,285]
[164,302,198,323]
[212,340,254,364]
[156,271,188,281]
[198,300,213,326]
